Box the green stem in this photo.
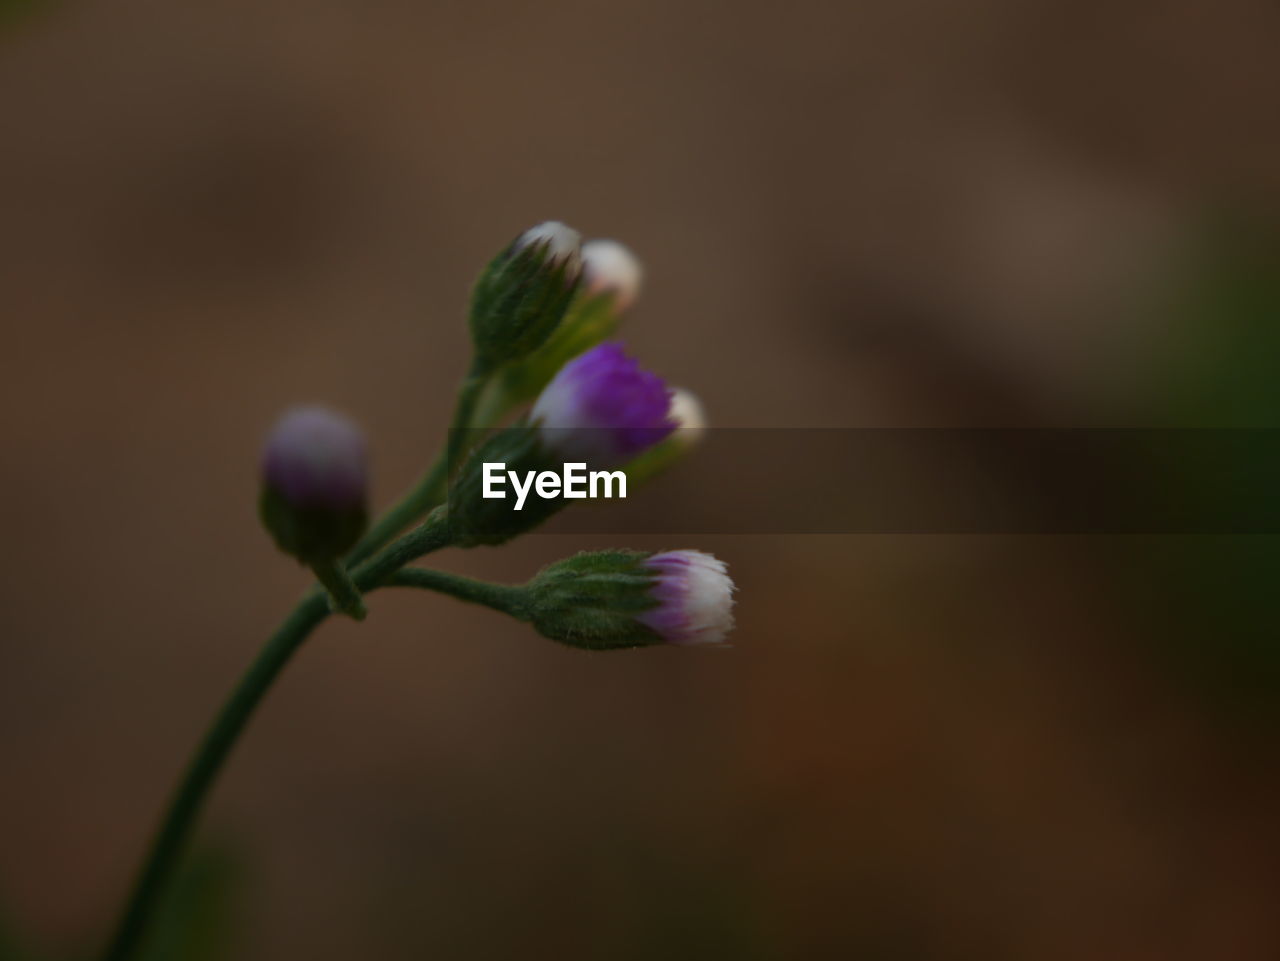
[350,507,453,589]
[310,558,367,620]
[346,370,488,568]
[100,593,330,961]
[386,567,531,620]
[346,454,448,569]
[443,373,487,473]
[100,512,455,961]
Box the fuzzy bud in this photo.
[580,239,642,311]
[471,240,641,422]
[524,549,736,650]
[469,221,584,373]
[259,406,369,562]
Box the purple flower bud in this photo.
[581,239,642,310]
[261,406,368,511]
[638,550,736,645]
[530,342,675,465]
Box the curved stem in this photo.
[100,593,330,961]
[443,374,487,474]
[101,512,456,961]
[386,567,531,621]
[350,507,453,589]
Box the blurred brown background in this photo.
[2,0,1280,958]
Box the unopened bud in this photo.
[668,388,705,434]
[469,221,584,373]
[471,239,642,421]
[259,406,369,562]
[580,239,642,311]
[524,549,736,649]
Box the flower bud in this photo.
[580,239,642,311]
[259,406,369,562]
[447,344,676,546]
[469,221,584,373]
[668,387,706,434]
[471,241,641,422]
[531,341,675,466]
[524,549,736,649]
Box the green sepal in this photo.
[468,240,581,375]
[477,291,621,421]
[259,485,367,563]
[526,550,665,650]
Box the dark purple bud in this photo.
[260,406,368,561]
[262,406,368,510]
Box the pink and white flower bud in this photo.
[515,221,583,276]
[638,550,736,645]
[581,239,643,310]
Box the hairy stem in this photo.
[350,508,453,589]
[386,566,531,620]
[100,511,455,961]
[100,594,329,961]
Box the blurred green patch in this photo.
[1126,215,1280,715]
[0,0,45,28]
[1156,215,1280,427]
[0,905,25,961]
[135,844,246,961]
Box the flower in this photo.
[262,406,368,509]
[530,342,675,465]
[514,220,583,276]
[637,550,736,645]
[581,239,642,310]
[522,549,735,649]
[260,406,369,561]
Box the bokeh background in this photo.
[2,0,1279,958]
